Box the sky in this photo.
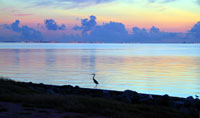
[0,0,200,43]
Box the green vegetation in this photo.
[0,77,190,118]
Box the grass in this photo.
[0,77,191,118]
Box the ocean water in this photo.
[0,43,200,97]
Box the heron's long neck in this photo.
[93,74,95,79]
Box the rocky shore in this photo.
[0,78,200,118]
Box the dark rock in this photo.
[75,86,80,89]
[115,95,131,103]
[28,82,33,85]
[163,94,169,98]
[156,94,172,106]
[148,94,153,99]
[179,106,189,114]
[102,90,111,98]
[188,107,199,117]
[195,98,200,109]
[35,86,46,92]
[13,80,200,115]
[39,83,44,86]
[124,90,137,94]
[62,85,73,88]
[175,101,184,105]
[123,90,138,98]
[47,88,56,95]
[168,100,176,108]
[187,96,194,100]
[156,94,176,107]
[186,96,195,107]
[52,87,60,94]
[117,90,139,103]
[175,101,185,108]
[139,95,154,104]
[90,90,102,97]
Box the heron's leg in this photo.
[94,84,97,88]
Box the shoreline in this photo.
[0,78,199,118]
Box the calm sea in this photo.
[0,43,200,97]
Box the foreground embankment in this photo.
[0,77,199,118]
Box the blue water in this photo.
[0,43,200,97]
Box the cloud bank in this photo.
[44,19,66,31]
[4,20,43,41]
[0,16,200,43]
[187,21,200,39]
[74,15,97,34]
[86,21,129,43]
[131,26,184,43]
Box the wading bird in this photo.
[91,73,99,86]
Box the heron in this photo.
[91,73,99,86]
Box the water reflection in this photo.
[0,44,200,97]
